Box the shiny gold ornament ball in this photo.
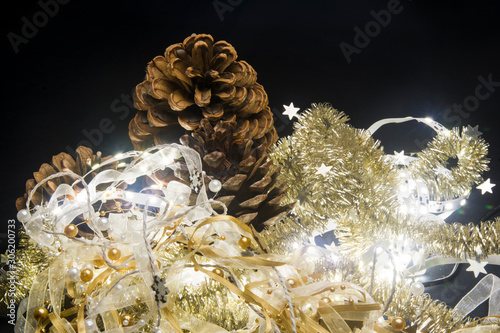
[212,268,224,277]
[80,269,94,282]
[93,257,106,268]
[320,297,332,303]
[287,278,297,288]
[33,307,49,322]
[391,317,406,331]
[64,224,78,237]
[329,287,336,293]
[107,248,121,261]
[238,236,251,250]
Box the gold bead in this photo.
[329,287,336,293]
[220,235,226,241]
[238,236,251,250]
[81,292,87,298]
[33,307,49,322]
[116,207,122,212]
[135,297,142,304]
[80,269,94,282]
[100,211,106,216]
[165,247,170,252]
[84,218,90,224]
[44,300,50,306]
[212,268,224,277]
[320,297,332,304]
[57,246,63,252]
[266,289,273,294]
[107,248,121,261]
[93,257,106,268]
[340,284,346,290]
[64,224,78,238]
[287,278,297,288]
[391,317,406,331]
[121,314,134,327]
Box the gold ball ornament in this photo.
[64,224,78,237]
[107,248,121,261]
[287,278,298,288]
[80,269,94,282]
[391,317,406,331]
[121,314,134,327]
[320,297,332,304]
[238,236,251,250]
[33,307,49,322]
[212,268,224,277]
[93,257,106,268]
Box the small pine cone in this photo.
[16,146,116,210]
[129,33,277,152]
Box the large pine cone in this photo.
[16,146,115,210]
[129,33,277,152]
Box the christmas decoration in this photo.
[3,34,500,333]
[282,102,300,120]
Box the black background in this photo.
[1,0,500,330]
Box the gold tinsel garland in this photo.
[409,126,489,201]
[269,103,399,254]
[1,230,52,314]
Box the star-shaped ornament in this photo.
[465,125,482,139]
[477,178,495,195]
[393,150,409,166]
[466,259,488,278]
[283,102,300,120]
[324,241,337,253]
[315,163,332,176]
